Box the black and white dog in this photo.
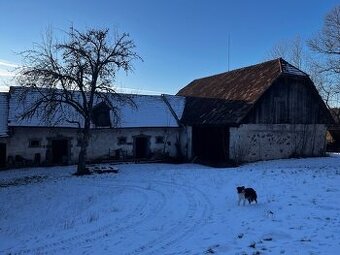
[237,186,257,205]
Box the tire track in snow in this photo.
[124,181,214,255]
[9,183,166,255]
[7,180,214,255]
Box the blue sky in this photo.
[0,0,338,94]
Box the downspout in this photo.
[161,95,187,160]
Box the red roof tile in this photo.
[177,58,289,102]
[177,58,314,125]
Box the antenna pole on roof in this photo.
[227,33,231,71]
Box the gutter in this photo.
[161,94,184,127]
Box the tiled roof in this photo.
[177,58,307,102]
[8,87,186,128]
[177,58,309,125]
[180,97,251,125]
[0,92,8,136]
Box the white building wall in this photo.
[6,127,189,164]
[229,124,327,162]
[87,127,184,160]
[6,128,78,163]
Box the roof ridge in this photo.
[278,58,283,73]
[279,58,308,77]
[190,58,282,81]
[8,86,178,99]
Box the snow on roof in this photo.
[8,87,83,128]
[8,87,186,128]
[281,60,307,76]
[162,94,186,121]
[114,94,185,128]
[0,92,8,136]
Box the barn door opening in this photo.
[0,143,6,168]
[134,136,150,159]
[192,126,229,162]
[51,139,69,164]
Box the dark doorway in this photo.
[51,139,69,164]
[0,143,6,168]
[192,126,229,161]
[134,136,150,159]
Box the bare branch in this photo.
[307,5,340,108]
[16,26,141,174]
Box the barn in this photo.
[177,58,333,162]
[0,58,334,168]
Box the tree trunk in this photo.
[75,125,91,175]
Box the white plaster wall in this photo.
[7,128,78,163]
[229,124,327,162]
[87,127,183,160]
[6,127,186,164]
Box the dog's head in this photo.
[236,186,245,194]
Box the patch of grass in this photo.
[249,242,256,249]
[263,237,272,241]
[87,213,99,223]
[0,175,47,188]
[63,219,75,230]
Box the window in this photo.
[155,136,164,144]
[118,137,127,145]
[92,102,111,127]
[29,139,41,148]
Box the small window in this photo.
[118,137,127,145]
[155,136,164,144]
[29,139,41,148]
[92,102,111,127]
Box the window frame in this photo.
[28,139,41,148]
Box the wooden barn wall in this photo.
[244,76,329,124]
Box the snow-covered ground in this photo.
[1,155,340,255]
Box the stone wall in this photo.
[229,124,327,162]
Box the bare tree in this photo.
[268,38,336,119]
[267,39,289,60]
[267,36,305,69]
[17,27,141,175]
[308,5,340,111]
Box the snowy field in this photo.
[1,155,340,255]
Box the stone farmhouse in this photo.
[0,88,189,167]
[0,58,333,168]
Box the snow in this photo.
[162,94,186,121]
[1,155,340,254]
[116,94,185,128]
[8,87,186,128]
[8,87,85,128]
[281,62,307,76]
